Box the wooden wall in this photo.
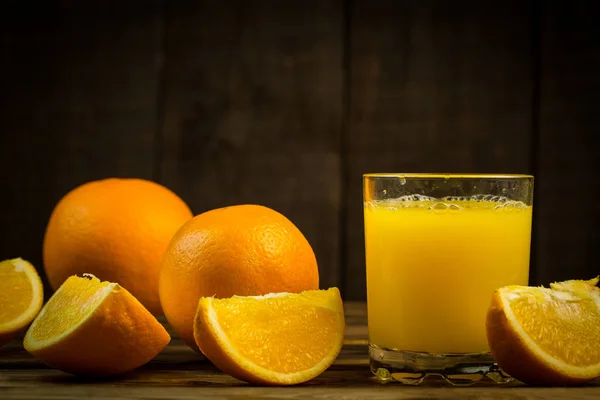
[1,0,598,300]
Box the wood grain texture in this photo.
[158,0,344,290]
[535,1,600,285]
[1,379,599,400]
[0,1,161,292]
[2,303,599,399]
[343,0,534,299]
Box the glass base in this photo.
[369,344,514,386]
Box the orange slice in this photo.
[0,258,44,348]
[486,277,600,385]
[194,288,345,385]
[24,275,170,376]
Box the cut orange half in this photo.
[24,275,170,376]
[194,288,345,385]
[0,258,44,348]
[487,277,600,385]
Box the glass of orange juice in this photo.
[364,174,534,385]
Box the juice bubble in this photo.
[493,200,527,212]
[364,201,376,210]
[444,194,511,203]
[371,195,437,209]
[428,202,464,213]
[396,194,437,202]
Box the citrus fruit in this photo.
[194,288,344,385]
[160,204,319,351]
[486,277,600,385]
[43,178,193,315]
[24,274,170,376]
[0,258,44,348]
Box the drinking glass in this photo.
[364,174,534,385]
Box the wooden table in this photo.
[1,302,599,399]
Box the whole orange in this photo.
[43,178,193,315]
[159,204,319,351]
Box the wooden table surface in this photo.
[1,302,599,399]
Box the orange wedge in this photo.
[194,288,345,385]
[486,277,600,385]
[24,275,170,376]
[0,258,44,348]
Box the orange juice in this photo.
[365,195,532,354]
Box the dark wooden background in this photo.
[1,0,598,301]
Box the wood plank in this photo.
[159,0,343,289]
[535,1,600,284]
[0,1,161,289]
[1,385,600,400]
[344,0,534,299]
[2,303,600,398]
[6,382,600,399]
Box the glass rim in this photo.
[363,173,534,179]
